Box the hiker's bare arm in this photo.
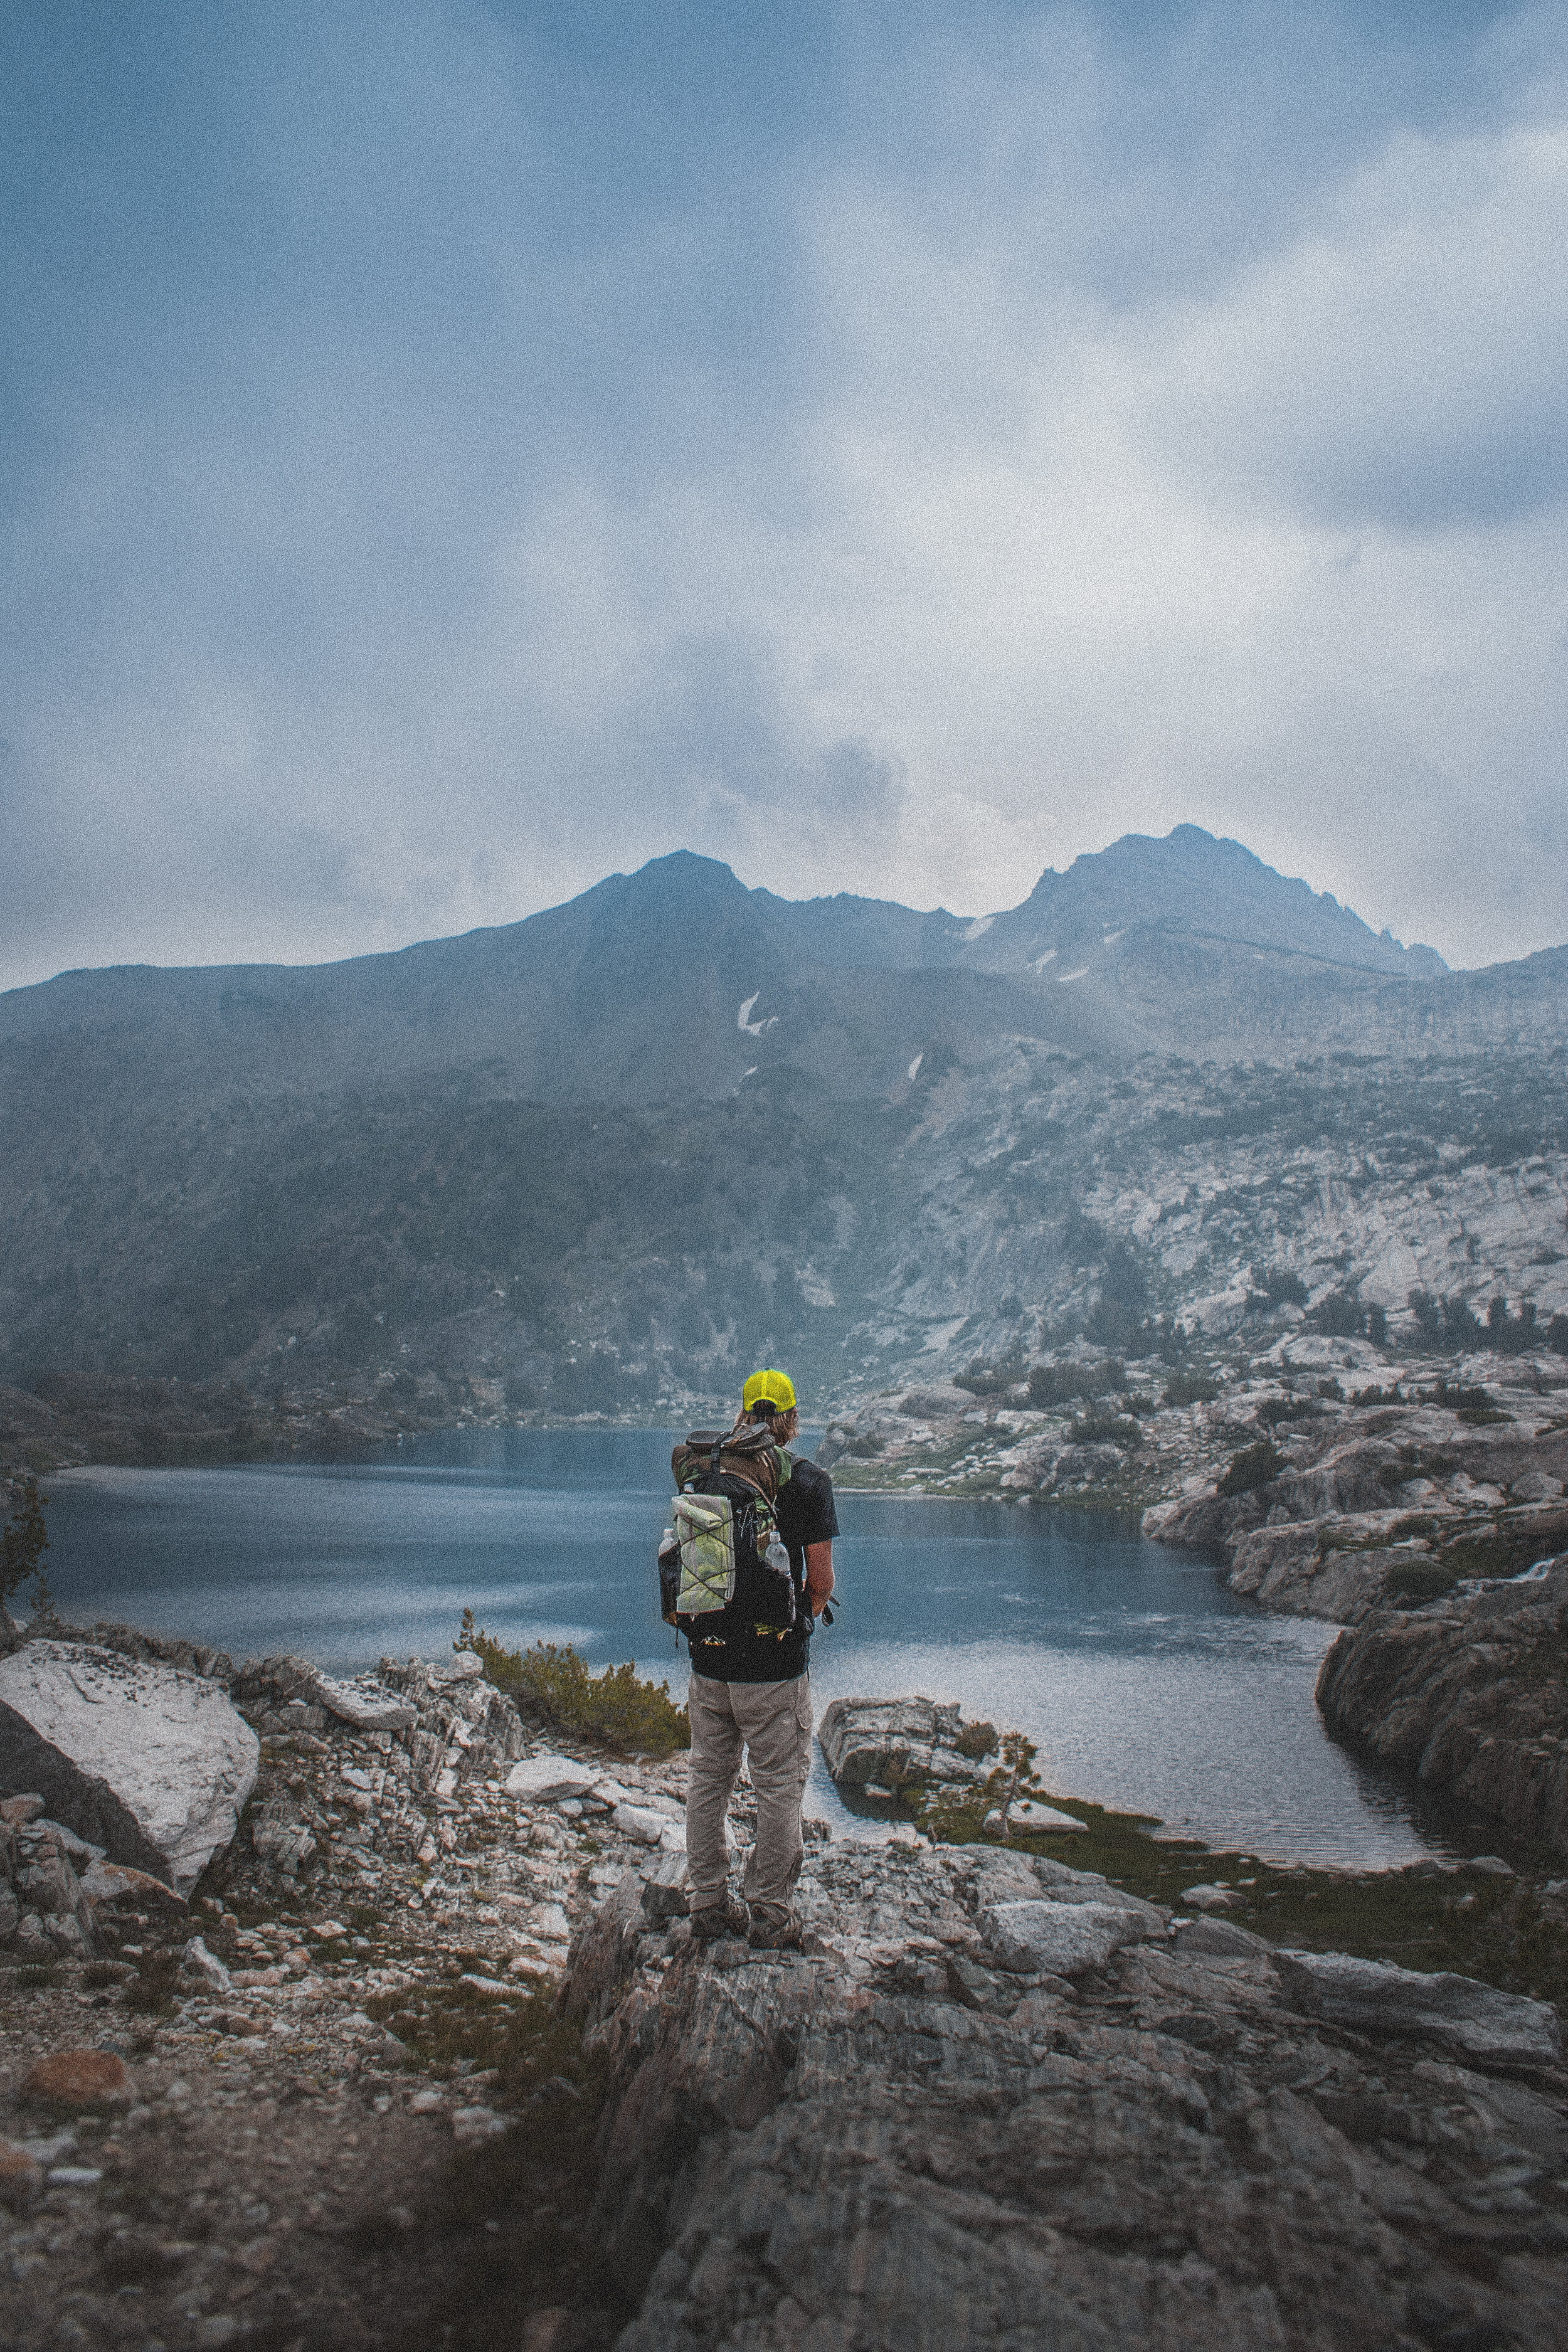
[806,1540,835,1616]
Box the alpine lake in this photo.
[34,1424,1465,1872]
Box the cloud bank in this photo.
[3,1,1566,987]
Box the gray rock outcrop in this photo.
[0,1639,259,1892]
[817,1695,992,1794]
[566,1833,1568,2350]
[1145,1391,1568,1626]
[1276,1948,1562,2065]
[1316,1559,1568,1855]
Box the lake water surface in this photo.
[40,1428,1445,1867]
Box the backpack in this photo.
[661,1426,798,1638]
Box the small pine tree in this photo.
[1,1476,50,1617]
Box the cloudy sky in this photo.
[3,1,1566,988]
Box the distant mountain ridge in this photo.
[4,824,1568,1419]
[1,828,1551,1121]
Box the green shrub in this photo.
[1256,1396,1322,1429]
[1027,1362,1092,1408]
[1217,1440,1283,1498]
[1162,1371,1219,1407]
[954,1719,999,1761]
[1071,1412,1143,1449]
[955,1351,1025,1397]
[457,1614,689,1756]
[1,1475,49,1613]
[1251,1263,1308,1307]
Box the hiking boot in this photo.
[746,1906,805,1952]
[690,1892,749,1944]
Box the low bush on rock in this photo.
[457,1614,689,1756]
[1217,1439,1283,1496]
[1071,1412,1143,1449]
[954,1717,999,1760]
[1161,1370,1219,1407]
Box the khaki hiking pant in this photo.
[686,1669,813,1927]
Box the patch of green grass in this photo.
[458,1615,689,1756]
[364,1972,599,2099]
[916,1795,1568,2016]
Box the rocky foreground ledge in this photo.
[568,1836,1567,2352]
[4,1625,1568,2350]
[0,1618,710,2350]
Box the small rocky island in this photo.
[2,1608,1567,2349]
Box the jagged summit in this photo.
[970,825,1446,978]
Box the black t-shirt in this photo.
[685,1452,839,1685]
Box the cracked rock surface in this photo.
[569,1837,1568,2352]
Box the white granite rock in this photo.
[1005,1798,1088,1833]
[614,1802,669,1846]
[0,1640,259,1893]
[295,1668,417,1732]
[504,1753,602,1802]
[182,1934,233,1994]
[979,1897,1155,1976]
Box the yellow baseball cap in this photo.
[743,1368,797,1412]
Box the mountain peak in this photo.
[1006,825,1444,977]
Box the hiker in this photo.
[672,1369,837,1950]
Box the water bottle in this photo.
[763,1530,795,1625]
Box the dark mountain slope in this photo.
[5,828,1568,1421]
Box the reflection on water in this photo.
[43,1426,1444,1867]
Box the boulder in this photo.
[1173,1915,1273,1960]
[79,1858,188,1917]
[1003,1797,1087,1834]
[979,1897,1157,1976]
[1276,1949,1562,2064]
[0,1640,258,1894]
[294,1665,417,1732]
[1316,1562,1568,1855]
[817,1695,988,1793]
[504,1753,602,1803]
[614,1802,669,1846]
